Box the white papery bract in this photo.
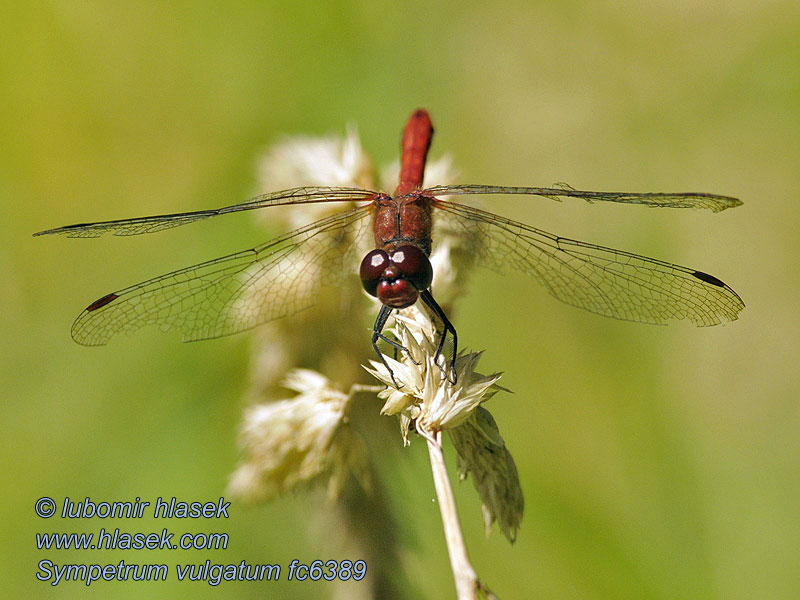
[365,307,504,435]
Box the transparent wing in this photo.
[434,200,744,326]
[34,186,377,238]
[70,205,374,345]
[424,184,742,213]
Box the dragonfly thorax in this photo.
[372,192,434,257]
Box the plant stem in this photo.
[425,427,496,600]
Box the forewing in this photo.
[425,184,742,213]
[70,205,373,345]
[34,187,376,238]
[434,200,744,326]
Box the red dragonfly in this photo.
[35,109,744,381]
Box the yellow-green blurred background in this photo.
[4,1,798,598]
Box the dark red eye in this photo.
[360,249,390,296]
[390,245,433,291]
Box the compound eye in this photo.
[390,245,433,291]
[359,249,390,296]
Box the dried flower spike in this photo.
[365,306,504,431]
[229,369,368,502]
[450,406,525,543]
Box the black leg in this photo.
[419,289,458,384]
[371,305,405,387]
[372,304,418,360]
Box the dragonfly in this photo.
[35,109,745,383]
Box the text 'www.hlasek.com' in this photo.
[34,496,366,587]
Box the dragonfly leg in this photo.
[371,304,416,388]
[372,305,419,363]
[419,289,458,384]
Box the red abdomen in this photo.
[395,109,433,196]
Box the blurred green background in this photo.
[3,1,798,598]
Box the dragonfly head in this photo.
[360,245,433,309]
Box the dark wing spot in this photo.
[692,271,726,287]
[86,293,119,312]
